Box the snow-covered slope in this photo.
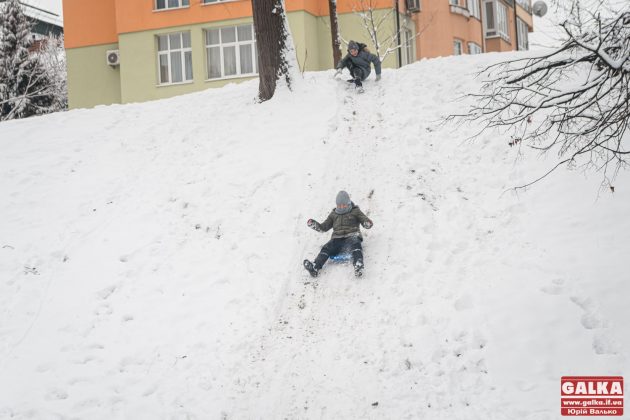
[0,53,628,420]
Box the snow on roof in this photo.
[0,1,63,28]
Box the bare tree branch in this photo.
[448,2,630,190]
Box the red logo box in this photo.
[561,376,624,416]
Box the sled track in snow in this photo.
[248,77,508,418]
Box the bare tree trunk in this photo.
[251,0,293,101]
[328,0,342,67]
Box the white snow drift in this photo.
[0,52,628,420]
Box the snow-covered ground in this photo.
[0,52,628,419]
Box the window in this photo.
[155,0,189,10]
[468,42,483,54]
[516,17,529,50]
[468,0,481,19]
[403,29,415,65]
[157,32,193,85]
[450,0,471,17]
[406,0,421,12]
[453,39,463,55]
[497,2,509,39]
[484,0,510,41]
[484,1,495,33]
[516,0,532,13]
[205,24,257,80]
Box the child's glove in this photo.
[334,69,342,78]
[362,220,373,229]
[307,219,321,231]
[375,74,381,81]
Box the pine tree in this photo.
[37,35,68,112]
[0,0,55,121]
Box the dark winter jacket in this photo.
[337,47,382,78]
[313,204,373,239]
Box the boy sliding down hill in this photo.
[304,191,373,278]
[334,40,382,91]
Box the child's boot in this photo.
[354,261,364,277]
[303,259,319,277]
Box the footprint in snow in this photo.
[94,303,113,316]
[453,294,473,311]
[96,284,117,300]
[540,278,565,295]
[542,278,619,355]
[45,388,69,401]
[592,332,619,355]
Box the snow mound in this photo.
[0,52,628,420]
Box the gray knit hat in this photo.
[335,191,352,214]
[348,41,359,52]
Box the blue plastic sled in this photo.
[329,253,352,263]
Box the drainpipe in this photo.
[395,0,402,67]
[513,0,519,50]
[480,0,486,52]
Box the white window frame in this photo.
[205,24,258,81]
[453,39,463,55]
[468,0,481,19]
[202,0,236,4]
[497,1,509,40]
[155,0,189,11]
[483,0,510,41]
[157,32,193,86]
[516,17,529,50]
[483,0,496,35]
[402,28,415,65]
[468,42,482,54]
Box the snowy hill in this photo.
[0,53,628,420]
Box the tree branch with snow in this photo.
[352,0,430,63]
[0,0,64,121]
[450,1,630,189]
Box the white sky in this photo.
[530,12,565,50]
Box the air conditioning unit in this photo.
[106,49,120,66]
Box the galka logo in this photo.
[561,376,624,416]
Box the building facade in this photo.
[63,0,532,109]
[409,0,533,57]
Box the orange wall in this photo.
[413,1,483,59]
[115,0,395,34]
[64,0,396,49]
[63,0,118,49]
[114,0,253,35]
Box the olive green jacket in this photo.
[314,205,373,239]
